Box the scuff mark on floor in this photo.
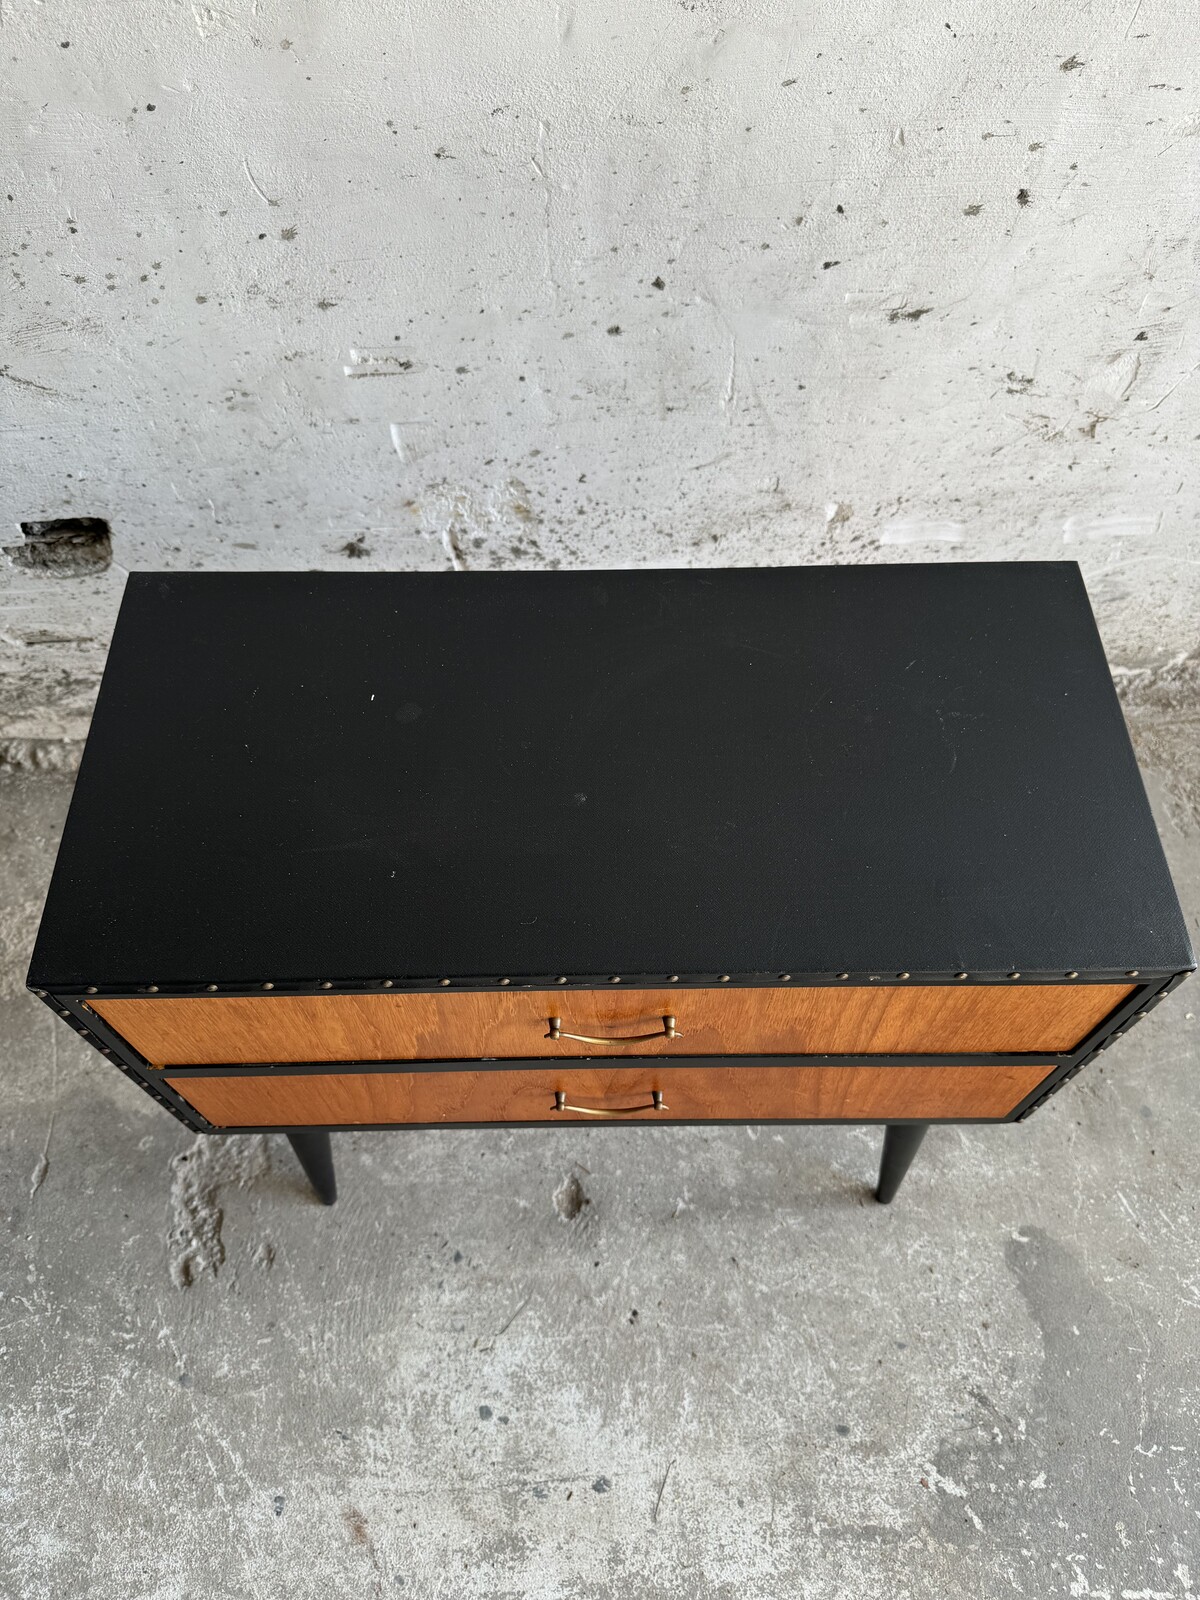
[30,1018,58,1197]
[553,1170,589,1220]
[167,1134,271,1288]
[29,1114,53,1198]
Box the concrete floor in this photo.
[2,762,1197,1600]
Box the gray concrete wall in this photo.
[3,1,1199,746]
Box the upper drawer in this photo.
[89,982,1132,1066]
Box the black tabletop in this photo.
[29,564,1193,990]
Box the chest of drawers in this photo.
[28,564,1192,1208]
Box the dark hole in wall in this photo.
[5,517,113,576]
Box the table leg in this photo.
[286,1130,337,1205]
[875,1123,928,1204]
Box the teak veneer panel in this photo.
[166,1062,1054,1128]
[93,983,1132,1066]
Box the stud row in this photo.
[35,967,1148,998]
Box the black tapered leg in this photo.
[286,1130,337,1205]
[875,1123,928,1204]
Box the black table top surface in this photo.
[29,564,1193,991]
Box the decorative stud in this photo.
[320,981,333,989]
[382,979,394,988]
[897,972,910,980]
[668,975,680,983]
[1008,971,1021,979]
[1065,971,1078,979]
[440,978,451,986]
[206,984,218,992]
[610,976,621,984]
[837,972,849,980]
[262,982,274,990]
[779,973,791,982]
[499,977,511,985]
[718,974,730,983]
[556,976,568,985]
[955,972,968,980]
[147,985,159,993]
[1126,970,1139,978]
[86,986,98,995]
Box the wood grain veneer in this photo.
[165,1061,1054,1127]
[93,984,1133,1066]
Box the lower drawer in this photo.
[164,1061,1054,1128]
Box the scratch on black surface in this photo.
[729,638,791,661]
[297,837,382,855]
[935,708,959,775]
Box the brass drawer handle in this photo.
[554,1089,667,1117]
[546,1014,680,1045]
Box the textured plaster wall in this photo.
[2,0,1199,742]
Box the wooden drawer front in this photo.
[166,1061,1053,1128]
[95,983,1130,1067]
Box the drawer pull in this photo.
[554,1089,667,1117]
[546,1014,680,1045]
